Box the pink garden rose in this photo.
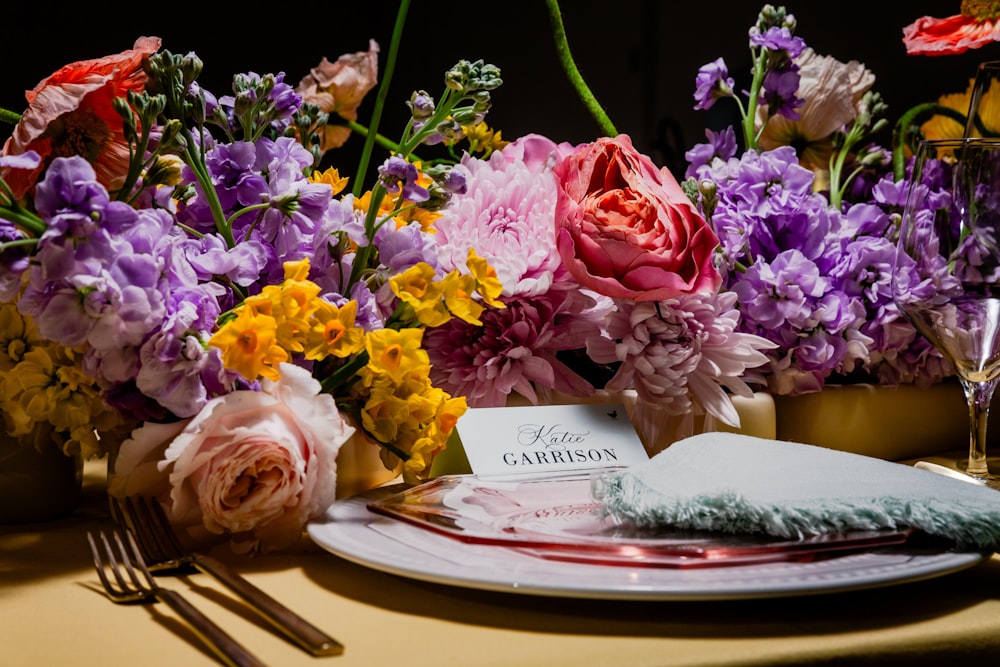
[553,134,722,301]
[109,363,354,554]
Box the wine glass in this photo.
[964,61,1000,138]
[893,137,1000,481]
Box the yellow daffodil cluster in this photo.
[0,304,129,457]
[208,249,505,482]
[354,327,467,481]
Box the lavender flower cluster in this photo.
[0,48,470,426]
[684,4,954,396]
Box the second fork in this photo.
[111,495,344,657]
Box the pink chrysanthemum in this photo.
[587,292,775,445]
[423,284,610,407]
[433,149,568,297]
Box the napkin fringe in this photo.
[595,475,1000,550]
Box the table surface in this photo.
[3,458,1000,667]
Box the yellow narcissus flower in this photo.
[209,308,288,381]
[457,121,510,157]
[362,328,428,383]
[465,248,505,308]
[0,303,42,373]
[391,263,452,327]
[0,344,124,458]
[440,272,485,325]
[303,299,365,361]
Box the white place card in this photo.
[456,402,649,477]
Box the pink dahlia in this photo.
[423,284,609,407]
[587,292,775,445]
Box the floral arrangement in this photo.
[0,1,990,553]
[0,22,506,551]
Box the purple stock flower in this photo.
[761,69,802,120]
[693,58,734,111]
[749,26,807,60]
[378,156,429,202]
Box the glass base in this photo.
[956,459,1000,488]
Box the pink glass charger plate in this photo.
[306,483,989,601]
[363,474,917,568]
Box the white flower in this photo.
[758,47,875,176]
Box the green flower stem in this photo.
[0,107,20,126]
[891,102,969,180]
[544,0,618,137]
[345,120,405,155]
[352,0,410,198]
[829,122,865,210]
[0,205,46,237]
[741,50,767,152]
[320,349,370,394]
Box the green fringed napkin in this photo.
[592,433,1000,551]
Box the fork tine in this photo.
[102,530,135,593]
[142,495,189,557]
[118,528,161,592]
[86,531,120,598]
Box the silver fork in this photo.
[111,495,344,657]
[87,529,267,667]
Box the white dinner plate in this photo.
[307,486,990,601]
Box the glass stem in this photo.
[960,377,998,476]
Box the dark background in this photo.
[1,1,996,179]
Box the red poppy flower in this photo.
[903,2,1000,55]
[0,36,161,200]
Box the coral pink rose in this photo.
[1,36,161,201]
[109,363,354,554]
[553,134,721,301]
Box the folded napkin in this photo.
[591,433,1000,552]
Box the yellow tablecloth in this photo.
[3,459,1000,666]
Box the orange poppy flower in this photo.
[903,1,1000,55]
[0,36,161,201]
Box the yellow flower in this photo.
[465,248,505,308]
[360,382,411,444]
[208,308,288,381]
[0,303,42,373]
[390,263,452,327]
[303,299,366,360]
[440,271,485,326]
[0,345,124,458]
[309,166,349,196]
[455,121,509,157]
[362,328,428,383]
[921,79,1000,143]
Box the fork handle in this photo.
[156,588,268,667]
[192,553,344,657]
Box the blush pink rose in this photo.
[553,134,721,301]
[110,363,354,554]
